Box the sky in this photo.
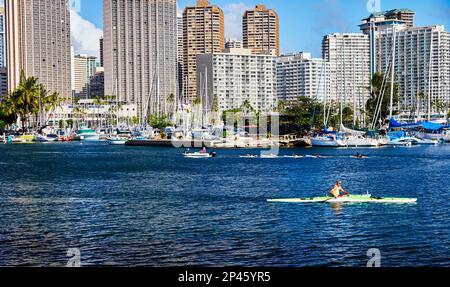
[73,0,450,58]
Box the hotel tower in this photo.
[243,5,280,56]
[183,0,224,103]
[104,0,178,119]
[5,0,72,99]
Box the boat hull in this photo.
[268,195,417,204]
[345,137,380,147]
[184,154,212,159]
[311,138,346,147]
[108,140,127,145]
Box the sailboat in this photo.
[341,124,381,147]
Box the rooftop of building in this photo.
[75,54,97,60]
[325,33,369,38]
[199,48,277,57]
[364,8,416,19]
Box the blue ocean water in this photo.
[0,143,449,267]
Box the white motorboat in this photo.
[183,148,217,158]
[108,137,128,145]
[386,137,413,146]
[76,128,100,141]
[36,134,59,142]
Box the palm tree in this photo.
[240,99,256,115]
[37,84,61,126]
[93,96,104,128]
[1,71,40,131]
[167,93,176,116]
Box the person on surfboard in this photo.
[330,181,350,198]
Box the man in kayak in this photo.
[330,181,350,198]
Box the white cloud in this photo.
[70,10,103,58]
[223,2,251,40]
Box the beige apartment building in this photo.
[243,5,280,56]
[183,0,225,103]
[103,0,178,120]
[5,0,72,100]
[72,54,97,99]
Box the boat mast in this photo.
[353,55,357,127]
[389,26,397,120]
[340,39,345,129]
[204,66,208,127]
[427,33,434,121]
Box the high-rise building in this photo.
[183,0,225,103]
[0,6,7,98]
[360,9,416,77]
[197,48,277,114]
[104,0,178,119]
[322,33,371,112]
[0,67,7,99]
[277,52,330,103]
[376,25,450,116]
[99,37,104,67]
[177,15,183,102]
[225,38,243,49]
[73,55,97,99]
[243,5,280,56]
[0,6,6,67]
[360,9,415,34]
[90,67,105,98]
[5,0,72,100]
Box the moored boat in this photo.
[75,127,100,141]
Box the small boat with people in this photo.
[268,181,416,204]
[351,152,369,159]
[267,194,417,204]
[183,147,217,158]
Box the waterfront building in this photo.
[375,25,450,117]
[225,38,243,49]
[277,52,330,103]
[90,67,105,99]
[104,0,178,119]
[52,100,138,127]
[196,48,277,115]
[243,5,280,56]
[5,0,72,100]
[183,0,225,103]
[322,33,371,112]
[73,55,97,99]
